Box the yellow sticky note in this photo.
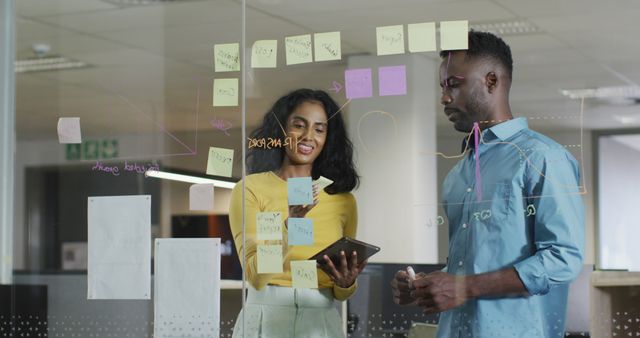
[206,147,234,177]
[314,176,333,191]
[257,245,283,274]
[285,34,312,65]
[408,22,436,53]
[291,260,318,289]
[214,43,240,72]
[213,78,238,107]
[314,31,341,62]
[251,40,278,68]
[256,212,282,241]
[440,20,469,51]
[376,25,405,56]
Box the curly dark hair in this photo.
[246,88,359,194]
[440,30,513,79]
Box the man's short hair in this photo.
[440,30,513,79]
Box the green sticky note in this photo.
[408,22,436,53]
[213,78,238,107]
[206,147,234,177]
[314,31,341,62]
[376,25,405,56]
[291,260,318,289]
[285,34,312,65]
[440,20,469,51]
[251,40,278,68]
[256,212,283,241]
[214,43,240,72]
[257,244,283,274]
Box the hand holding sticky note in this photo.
[57,117,82,144]
[257,212,282,241]
[287,177,313,205]
[288,218,313,246]
[291,260,318,289]
[206,147,234,177]
[257,244,283,274]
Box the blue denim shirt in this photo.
[437,117,584,338]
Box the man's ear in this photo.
[486,72,498,93]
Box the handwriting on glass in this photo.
[92,160,159,177]
[210,117,232,136]
[247,136,300,151]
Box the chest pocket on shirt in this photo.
[480,181,513,224]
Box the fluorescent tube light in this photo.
[145,170,236,189]
[15,57,88,73]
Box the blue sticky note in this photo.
[287,177,313,206]
[288,218,313,246]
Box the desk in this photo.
[590,271,640,337]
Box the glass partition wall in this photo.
[6,0,640,337]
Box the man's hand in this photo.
[411,271,469,314]
[390,270,425,306]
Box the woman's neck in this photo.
[276,159,312,180]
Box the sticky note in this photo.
[376,25,405,56]
[256,212,282,241]
[57,117,82,144]
[154,238,220,338]
[189,184,214,211]
[314,176,333,191]
[314,31,341,62]
[285,34,312,65]
[251,40,278,68]
[87,195,151,299]
[287,177,313,206]
[379,65,407,96]
[440,20,469,51]
[213,78,238,107]
[206,147,234,177]
[344,68,373,99]
[408,22,436,53]
[291,260,318,289]
[257,244,283,274]
[214,43,240,72]
[288,218,313,246]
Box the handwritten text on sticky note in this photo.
[285,34,312,65]
[214,43,240,72]
[314,176,333,191]
[257,212,283,241]
[291,260,318,289]
[344,68,373,100]
[206,147,234,177]
[408,22,436,53]
[287,177,313,206]
[314,31,341,62]
[257,244,283,274]
[251,40,278,68]
[213,78,238,107]
[288,218,313,246]
[189,184,214,211]
[57,117,82,144]
[379,65,407,96]
[440,20,469,51]
[376,25,405,56]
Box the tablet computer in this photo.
[309,237,380,267]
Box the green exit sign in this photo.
[65,139,119,161]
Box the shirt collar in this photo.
[484,117,528,141]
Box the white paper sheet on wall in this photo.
[87,195,151,300]
[154,238,221,338]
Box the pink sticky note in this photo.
[379,65,407,96]
[344,68,373,99]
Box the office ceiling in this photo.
[15,0,640,139]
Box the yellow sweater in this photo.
[229,171,358,301]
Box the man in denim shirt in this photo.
[391,31,584,338]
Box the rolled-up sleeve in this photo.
[514,149,585,295]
